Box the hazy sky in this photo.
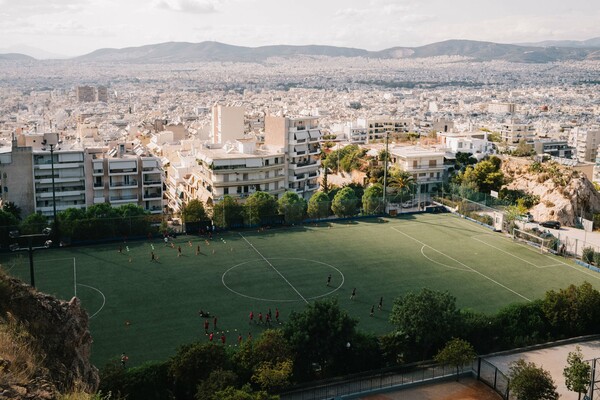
[0,0,598,57]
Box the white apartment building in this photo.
[211,104,245,144]
[439,131,493,160]
[264,115,322,200]
[488,102,516,114]
[89,144,164,214]
[0,132,164,218]
[389,145,446,194]
[570,126,600,162]
[499,121,536,144]
[359,118,414,143]
[193,139,286,204]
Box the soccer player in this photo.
[265,313,271,326]
[378,296,383,310]
[350,288,356,300]
[221,334,226,344]
[196,244,200,255]
[249,311,254,324]
[370,305,374,317]
[204,319,209,333]
[258,312,263,324]
[177,246,182,257]
[120,352,129,367]
[209,332,213,342]
[118,245,122,254]
[275,308,279,322]
[151,251,156,262]
[238,334,243,345]
[326,274,331,287]
[213,316,218,330]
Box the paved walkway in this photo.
[485,339,600,399]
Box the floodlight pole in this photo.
[10,230,52,288]
[383,132,389,209]
[49,143,59,238]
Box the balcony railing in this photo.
[110,180,138,187]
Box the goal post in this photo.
[512,228,556,254]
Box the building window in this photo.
[224,188,229,195]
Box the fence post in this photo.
[591,358,596,400]
[494,367,498,390]
[477,357,481,380]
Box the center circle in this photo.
[222,257,344,302]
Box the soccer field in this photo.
[2,213,599,367]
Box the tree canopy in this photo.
[212,196,243,228]
[454,156,504,194]
[181,199,208,223]
[362,184,384,215]
[509,359,559,400]
[307,191,331,220]
[243,192,278,226]
[563,346,591,400]
[434,338,476,381]
[331,187,358,218]
[277,191,307,224]
[390,288,461,359]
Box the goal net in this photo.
[512,228,556,254]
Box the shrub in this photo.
[582,247,595,264]
[594,251,600,267]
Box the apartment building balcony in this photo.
[36,190,84,199]
[109,194,138,203]
[142,179,162,187]
[212,175,285,187]
[34,162,84,170]
[143,191,162,200]
[109,179,138,188]
[35,177,84,184]
[400,164,446,173]
[289,159,321,170]
[94,182,104,188]
[289,174,308,183]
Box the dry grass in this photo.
[0,312,42,387]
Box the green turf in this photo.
[2,213,599,368]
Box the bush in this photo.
[593,251,600,267]
[582,247,595,264]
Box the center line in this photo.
[238,233,309,304]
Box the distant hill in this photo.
[518,37,600,48]
[72,39,600,64]
[0,53,36,61]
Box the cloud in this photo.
[0,0,89,15]
[155,0,218,14]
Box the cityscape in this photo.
[2,0,600,399]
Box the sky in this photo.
[0,0,598,57]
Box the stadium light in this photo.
[8,228,53,288]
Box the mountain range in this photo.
[2,38,600,64]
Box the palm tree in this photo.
[387,170,415,195]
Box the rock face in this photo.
[0,270,99,398]
[502,158,600,225]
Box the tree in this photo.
[513,139,535,157]
[182,199,208,223]
[455,157,504,194]
[563,346,591,400]
[195,369,239,400]
[2,202,22,220]
[251,359,293,391]
[0,209,20,246]
[509,359,559,400]
[386,170,415,200]
[331,187,358,218]
[362,184,384,215]
[169,342,230,399]
[19,212,48,235]
[214,384,278,400]
[277,191,307,224]
[283,298,358,380]
[542,282,600,337]
[434,338,476,381]
[212,196,243,228]
[244,192,278,226]
[307,191,330,220]
[389,288,460,360]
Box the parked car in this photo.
[539,220,561,229]
[401,200,418,208]
[519,213,534,222]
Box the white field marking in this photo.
[420,246,472,272]
[221,257,345,302]
[238,233,309,304]
[471,236,558,269]
[391,227,531,302]
[76,283,106,319]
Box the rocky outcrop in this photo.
[501,157,600,225]
[0,270,99,399]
